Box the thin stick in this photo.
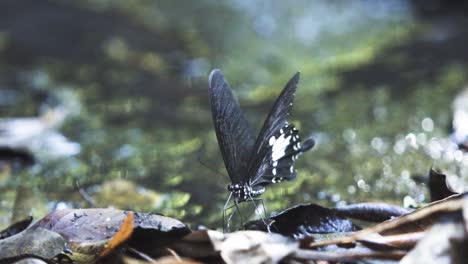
[165,247,182,262]
[126,247,156,262]
[309,195,464,248]
[74,178,96,206]
[291,248,406,262]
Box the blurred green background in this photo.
[0,0,467,229]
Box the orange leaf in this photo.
[100,211,134,257]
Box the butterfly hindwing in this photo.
[247,72,301,185]
[209,69,256,183]
[251,124,306,185]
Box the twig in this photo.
[309,195,464,248]
[165,247,182,262]
[74,178,96,206]
[126,247,156,262]
[290,248,406,262]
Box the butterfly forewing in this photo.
[209,69,256,183]
[247,73,302,185]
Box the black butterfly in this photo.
[208,69,314,205]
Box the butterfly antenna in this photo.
[197,154,227,177]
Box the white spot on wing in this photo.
[272,134,292,161]
[269,136,276,146]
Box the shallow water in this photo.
[0,1,467,229]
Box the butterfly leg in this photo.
[224,206,236,232]
[258,198,267,218]
[223,204,239,232]
[222,208,229,233]
[246,197,280,233]
[223,199,244,232]
[247,196,273,232]
[233,198,244,227]
[223,207,238,232]
[248,197,267,218]
[223,192,233,232]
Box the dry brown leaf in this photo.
[100,211,134,257]
[208,230,297,264]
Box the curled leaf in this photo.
[245,203,360,238]
[336,202,412,222]
[0,216,33,240]
[309,193,467,248]
[429,168,458,202]
[358,232,425,250]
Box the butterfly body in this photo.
[209,69,314,205]
[227,183,265,202]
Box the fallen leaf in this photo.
[0,227,66,263]
[122,255,202,264]
[31,208,190,263]
[400,220,467,264]
[208,230,297,264]
[309,193,467,248]
[100,211,134,257]
[429,168,458,202]
[336,202,412,222]
[0,216,33,239]
[245,203,360,238]
[357,232,425,250]
[290,247,406,262]
[171,230,220,259]
[128,211,191,255]
[401,196,468,264]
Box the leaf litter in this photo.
[0,169,466,264]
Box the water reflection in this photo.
[0,1,467,229]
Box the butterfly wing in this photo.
[247,72,313,186]
[252,125,315,186]
[209,69,256,183]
